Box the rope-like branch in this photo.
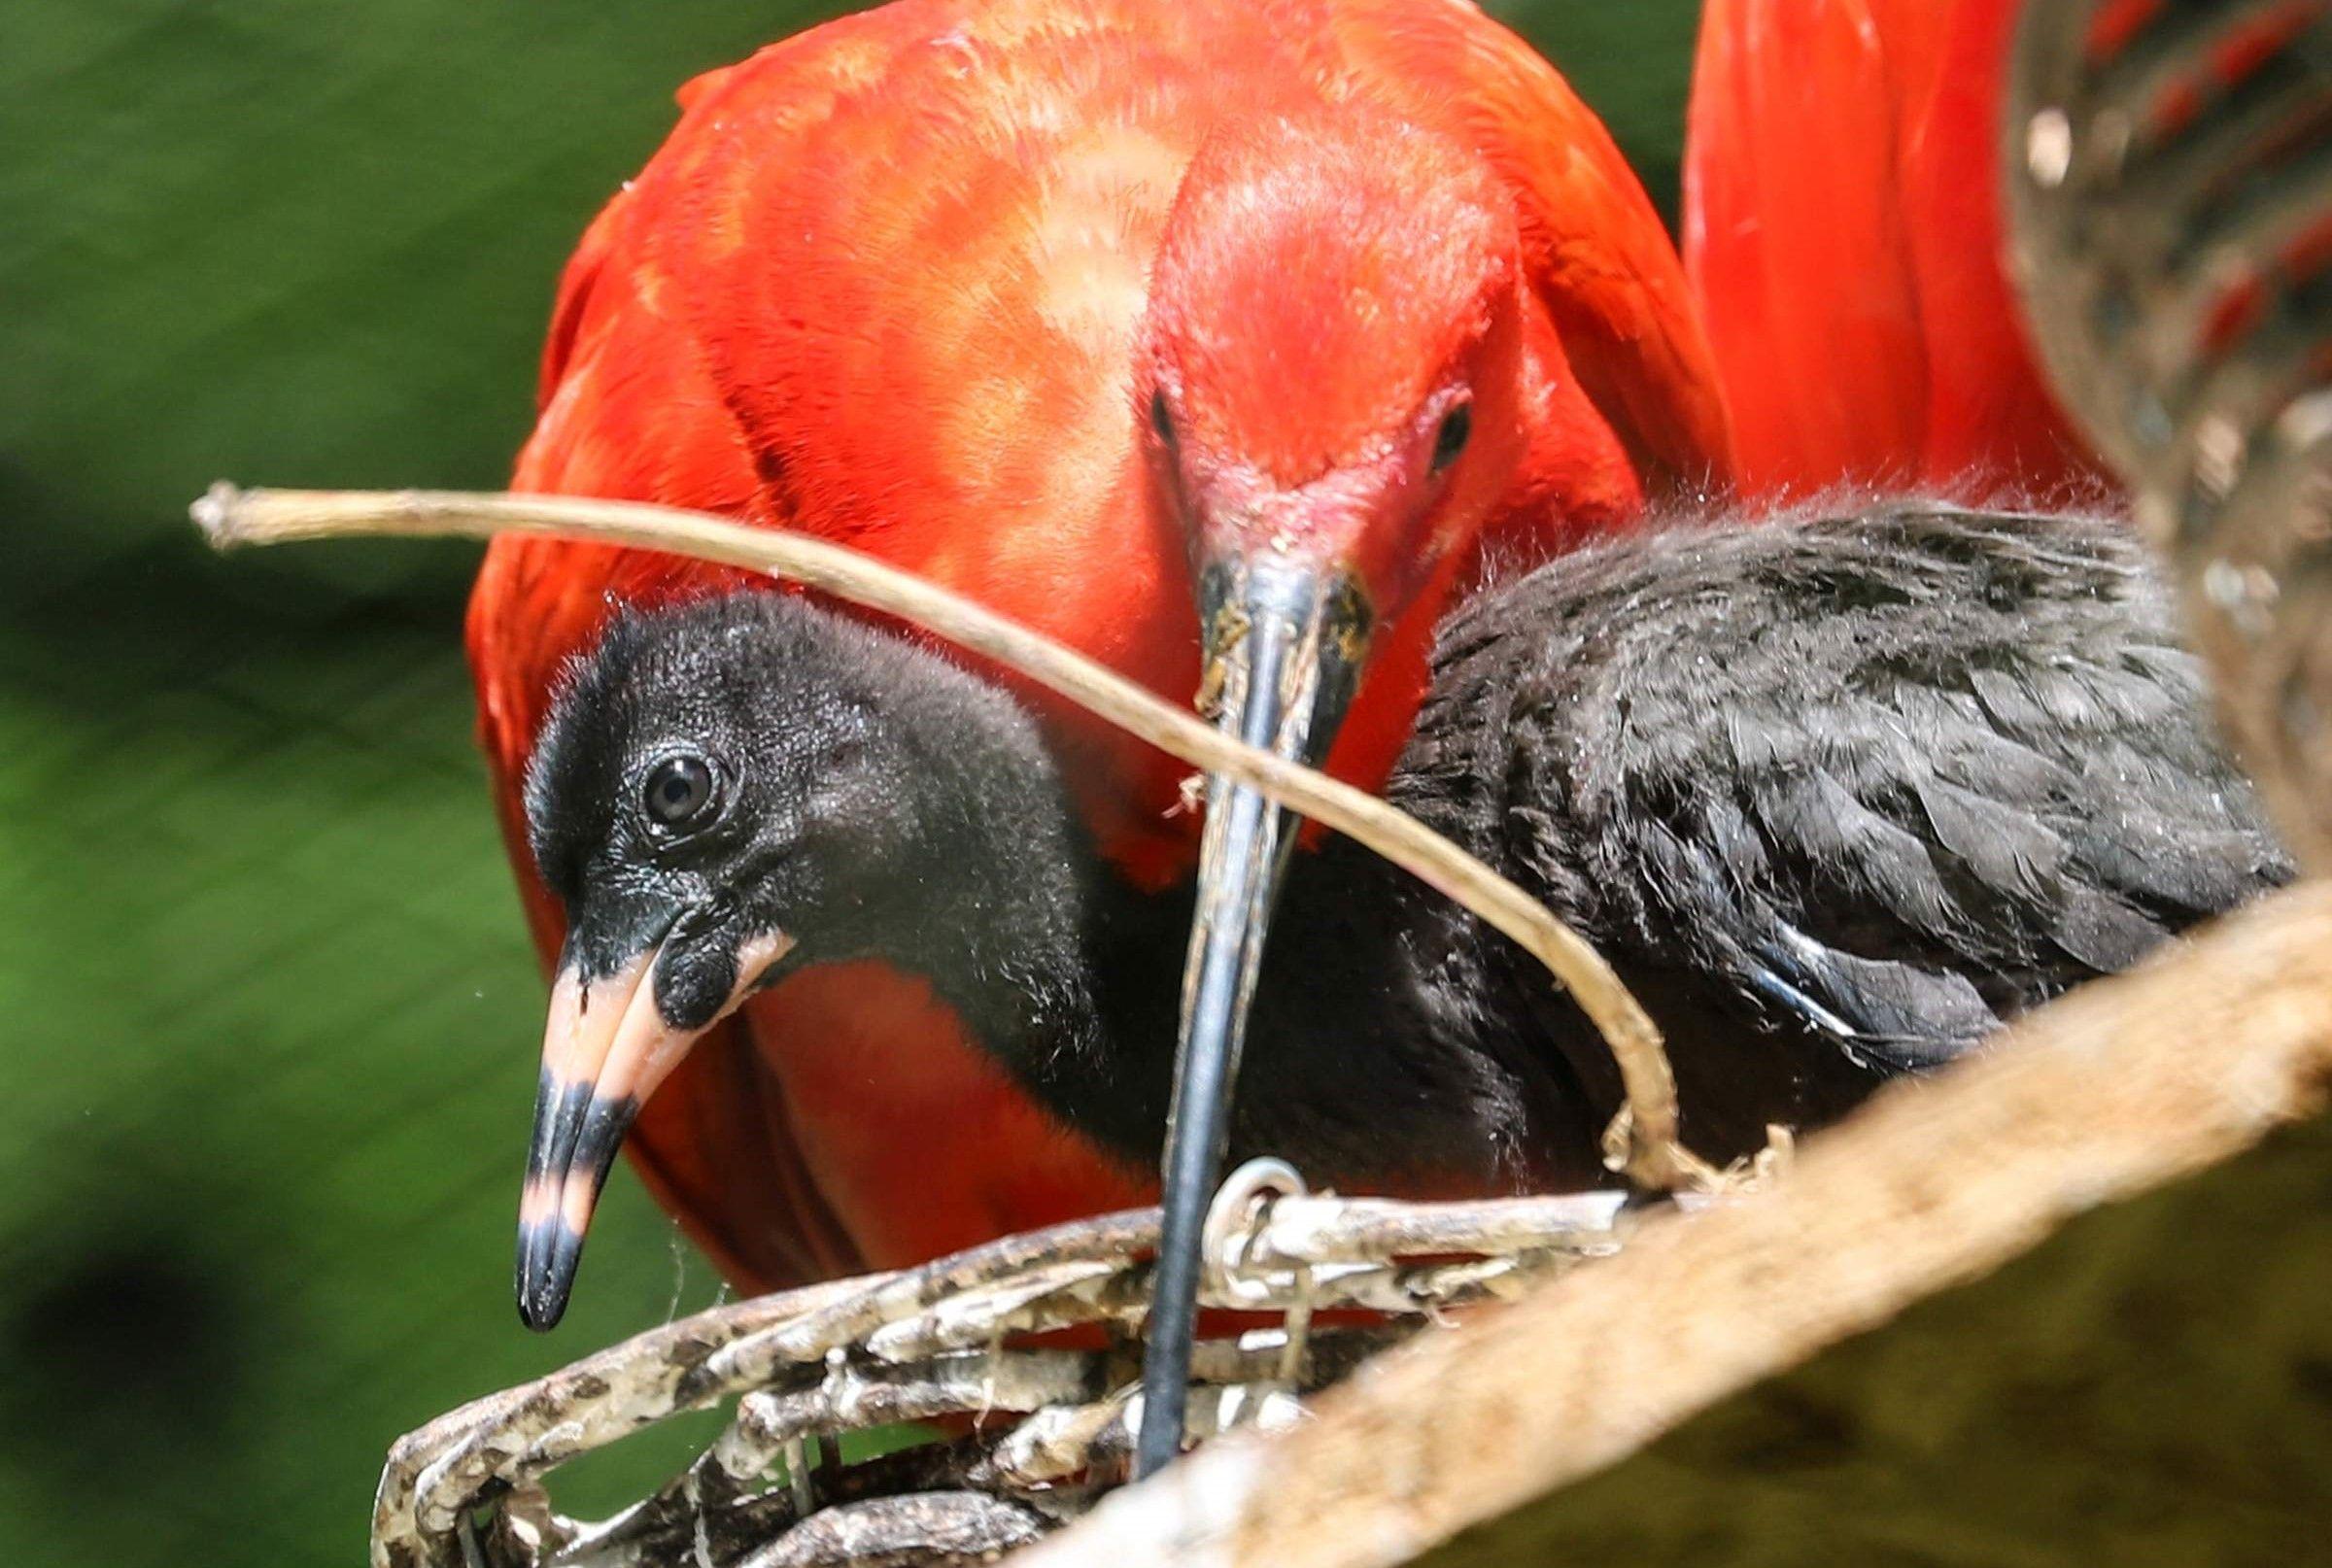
[190,483,1695,1187]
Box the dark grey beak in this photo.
[1134,553,1369,1475]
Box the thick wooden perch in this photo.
[1019,881,2332,1568]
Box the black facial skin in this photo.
[525,595,1184,1153]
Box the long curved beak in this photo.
[1135,553,1369,1475]
[515,929,793,1331]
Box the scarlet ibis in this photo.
[520,501,2288,1287]
[1682,0,2113,501]
[465,0,1732,1457]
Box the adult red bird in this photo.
[1682,0,2113,502]
[465,0,1731,1446]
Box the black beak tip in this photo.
[514,1218,584,1332]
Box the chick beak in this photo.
[1134,552,1371,1475]
[515,928,794,1331]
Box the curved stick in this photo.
[191,483,1694,1188]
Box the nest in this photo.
[371,1169,1672,1568]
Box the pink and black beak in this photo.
[516,916,794,1331]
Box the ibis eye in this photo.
[643,754,716,829]
[1149,388,1176,449]
[1430,402,1472,473]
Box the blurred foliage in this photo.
[0,2,1696,1562]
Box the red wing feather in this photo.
[1683,0,2109,502]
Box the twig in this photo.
[189,482,1693,1187]
[1014,881,2332,1568]
[734,1493,1048,1568]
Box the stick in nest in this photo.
[368,1188,1639,1568]
[190,482,1703,1189]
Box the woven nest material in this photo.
[371,1169,1711,1568]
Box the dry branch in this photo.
[189,482,1693,1186]
[1018,881,2332,1568]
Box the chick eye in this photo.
[1148,388,1176,449]
[643,753,716,829]
[1430,402,1472,473]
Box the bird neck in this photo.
[837,654,1595,1188]
[867,762,1184,1160]
[891,761,1573,1188]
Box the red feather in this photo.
[1683,0,2113,503]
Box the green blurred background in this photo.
[0,4,1698,1562]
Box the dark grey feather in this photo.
[1385,499,2293,1136]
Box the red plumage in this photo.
[1682,0,2114,503]
[468,0,1730,1296]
